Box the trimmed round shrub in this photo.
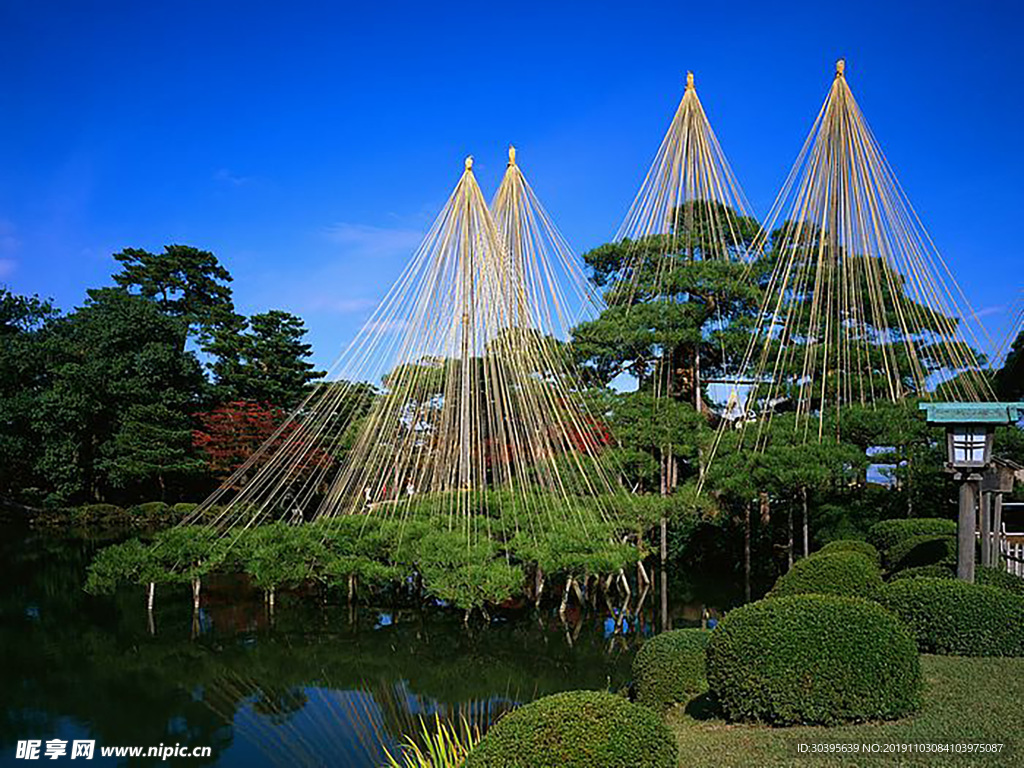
[815,539,880,564]
[977,566,1024,597]
[464,690,677,768]
[882,578,1024,656]
[867,518,956,555]
[888,564,954,582]
[173,502,199,516]
[128,501,170,516]
[631,628,709,710]
[705,594,921,725]
[886,534,956,572]
[769,551,883,601]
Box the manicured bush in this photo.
[977,566,1024,597]
[464,690,677,768]
[73,503,124,521]
[173,502,199,516]
[867,518,956,555]
[769,551,883,601]
[814,539,879,564]
[888,564,954,582]
[631,628,709,710]
[128,501,170,516]
[886,534,956,573]
[705,594,921,725]
[881,578,1024,656]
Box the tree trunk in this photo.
[802,486,810,557]
[191,576,201,614]
[147,582,155,612]
[786,503,794,571]
[744,502,751,603]
[347,573,356,605]
[660,515,669,631]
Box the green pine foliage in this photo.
[463,690,678,768]
[705,594,922,725]
[769,552,883,601]
[631,628,710,711]
[881,578,1024,656]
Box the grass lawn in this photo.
[667,655,1024,766]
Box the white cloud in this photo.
[0,258,16,278]
[975,305,1005,318]
[323,222,423,260]
[0,219,19,256]
[213,168,253,186]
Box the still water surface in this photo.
[1,526,734,767]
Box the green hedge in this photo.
[769,552,883,601]
[173,503,199,516]
[886,534,957,573]
[705,594,921,725]
[881,578,1024,656]
[887,565,1024,597]
[867,518,956,556]
[815,539,880,564]
[888,564,954,582]
[631,628,709,710]
[978,566,1024,597]
[127,501,170,516]
[464,690,677,768]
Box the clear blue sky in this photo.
[1,1,1021,369]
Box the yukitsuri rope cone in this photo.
[710,59,993,460]
[186,152,624,542]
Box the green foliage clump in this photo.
[888,565,1024,597]
[127,501,169,516]
[705,594,921,725]
[867,518,956,557]
[631,628,710,711]
[770,552,883,601]
[173,502,198,516]
[84,538,156,595]
[977,566,1024,596]
[886,534,956,573]
[881,578,1024,656]
[73,504,125,523]
[888,564,954,582]
[464,690,677,768]
[814,539,879,564]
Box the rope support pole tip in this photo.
[686,71,694,90]
[464,155,473,171]
[508,145,516,166]
[835,58,846,77]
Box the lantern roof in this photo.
[919,402,1024,425]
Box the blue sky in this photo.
[1,1,1021,370]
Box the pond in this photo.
[0,525,740,767]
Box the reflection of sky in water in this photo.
[225,683,517,768]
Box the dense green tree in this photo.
[34,289,205,503]
[995,329,1023,401]
[0,288,59,500]
[210,309,323,407]
[112,244,236,350]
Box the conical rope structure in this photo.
[712,59,993,459]
[618,72,755,260]
[608,72,759,414]
[186,152,627,543]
